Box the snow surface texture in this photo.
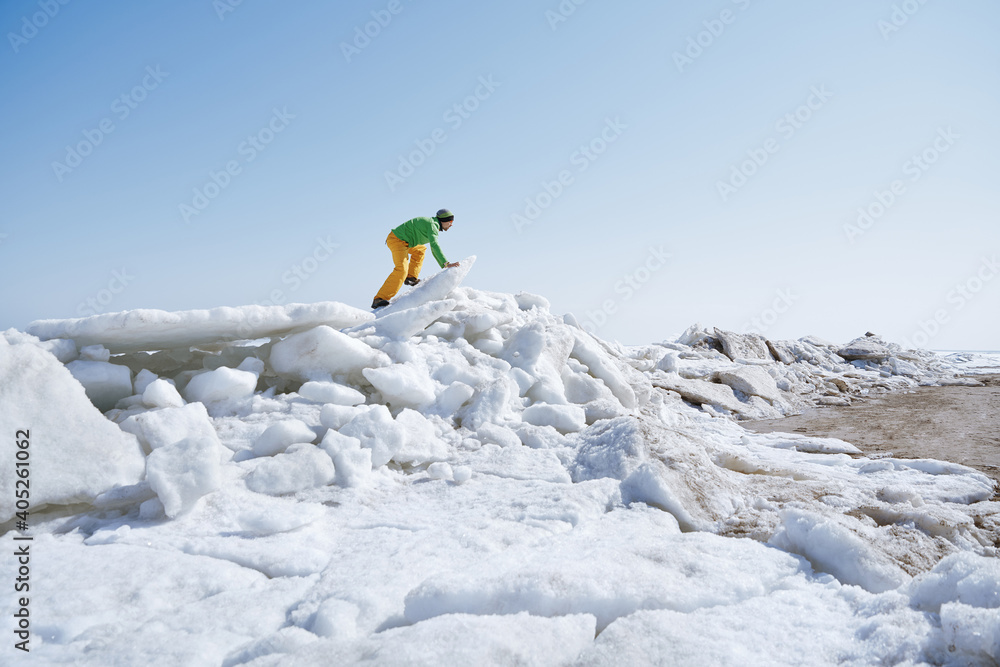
[3,265,1000,666]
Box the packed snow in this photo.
[2,263,999,666]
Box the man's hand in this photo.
[446,262,460,268]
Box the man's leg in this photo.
[374,233,410,302]
[407,244,426,282]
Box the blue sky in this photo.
[1,0,997,350]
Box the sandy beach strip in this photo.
[745,374,1000,490]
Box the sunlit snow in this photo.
[1,265,998,666]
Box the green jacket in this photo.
[392,217,449,268]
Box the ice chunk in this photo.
[432,381,475,417]
[427,462,453,480]
[889,356,922,377]
[460,377,521,430]
[907,552,1000,612]
[27,301,373,353]
[522,403,587,433]
[361,299,457,339]
[298,381,366,405]
[501,321,572,404]
[456,309,515,337]
[253,419,318,457]
[363,363,438,409]
[476,422,522,448]
[712,328,774,362]
[582,398,628,424]
[39,337,77,362]
[319,430,372,487]
[121,402,221,453]
[655,351,679,373]
[838,336,891,362]
[66,359,133,411]
[339,405,406,467]
[0,338,145,522]
[375,256,476,317]
[453,465,473,484]
[134,368,159,395]
[651,372,754,416]
[514,291,550,311]
[571,330,637,409]
[515,423,568,449]
[393,409,449,464]
[769,508,910,593]
[563,368,616,405]
[80,344,111,361]
[572,416,740,531]
[716,366,783,404]
[320,403,366,430]
[245,443,335,495]
[146,436,222,517]
[182,367,258,410]
[142,378,185,409]
[237,356,266,375]
[269,325,388,382]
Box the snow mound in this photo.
[0,335,145,522]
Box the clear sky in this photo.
[2,0,997,350]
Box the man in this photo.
[371,208,460,309]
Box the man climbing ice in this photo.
[371,208,460,309]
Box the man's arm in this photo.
[429,238,448,268]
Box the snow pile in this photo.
[0,332,146,522]
[3,260,999,665]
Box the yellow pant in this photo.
[375,232,426,301]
